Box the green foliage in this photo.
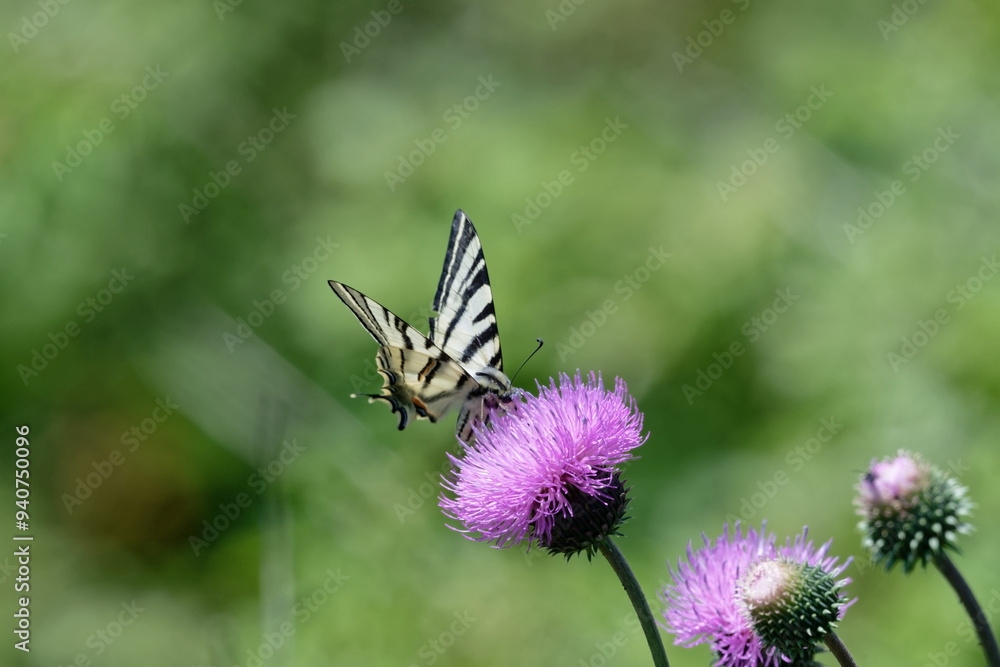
[2,0,999,665]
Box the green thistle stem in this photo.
[934,551,1000,667]
[598,538,670,667]
[823,632,857,667]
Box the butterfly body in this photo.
[329,210,511,442]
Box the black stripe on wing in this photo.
[437,262,488,346]
[329,281,430,354]
[432,210,477,320]
[456,323,499,364]
[428,210,504,372]
[329,281,386,345]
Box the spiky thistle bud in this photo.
[855,451,974,572]
[738,559,846,664]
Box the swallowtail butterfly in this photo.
[329,210,512,443]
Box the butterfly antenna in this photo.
[510,339,544,384]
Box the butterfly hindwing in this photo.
[367,345,477,429]
[329,281,480,431]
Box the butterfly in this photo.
[329,210,513,443]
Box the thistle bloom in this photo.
[661,523,853,667]
[439,371,646,555]
[856,453,1000,667]
[855,450,974,572]
[857,452,926,510]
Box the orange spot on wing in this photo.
[412,396,429,417]
[418,358,437,382]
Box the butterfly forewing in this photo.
[429,210,505,381]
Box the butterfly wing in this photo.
[330,210,512,443]
[430,210,513,439]
[429,210,509,392]
[329,281,480,431]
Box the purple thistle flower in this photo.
[439,371,646,553]
[660,522,854,667]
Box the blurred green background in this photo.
[2,0,999,665]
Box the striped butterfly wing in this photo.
[329,281,481,433]
[429,210,512,440]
